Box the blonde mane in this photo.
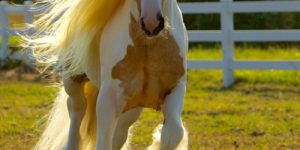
[30,0,125,76]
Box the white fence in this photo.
[181,0,300,87]
[1,0,300,87]
[0,0,35,67]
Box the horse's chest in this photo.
[112,18,184,112]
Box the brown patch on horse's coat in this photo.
[112,16,185,112]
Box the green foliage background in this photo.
[179,0,300,31]
[7,0,300,30]
[6,0,300,47]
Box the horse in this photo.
[29,0,188,149]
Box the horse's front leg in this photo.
[63,77,87,150]
[161,81,188,150]
[112,107,143,150]
[96,80,125,150]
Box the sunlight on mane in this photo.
[30,0,125,76]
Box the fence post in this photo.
[221,0,234,87]
[24,0,35,68]
[0,1,9,66]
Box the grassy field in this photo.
[0,48,300,149]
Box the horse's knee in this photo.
[63,78,86,118]
[117,108,142,128]
[64,80,87,150]
[161,120,184,150]
[63,77,84,96]
[67,97,86,117]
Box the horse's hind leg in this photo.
[112,108,143,150]
[63,77,87,150]
[160,82,188,150]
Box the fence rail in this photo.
[181,0,300,87]
[1,0,300,86]
[0,0,34,67]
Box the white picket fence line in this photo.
[1,0,300,87]
[0,0,35,67]
[181,0,300,87]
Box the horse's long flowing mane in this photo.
[30,0,125,76]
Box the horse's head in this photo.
[139,0,165,36]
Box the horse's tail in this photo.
[34,82,98,150]
[33,87,70,150]
[148,124,188,150]
[80,82,98,149]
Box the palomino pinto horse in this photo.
[31,0,188,149]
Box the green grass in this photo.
[0,48,300,149]
[188,47,300,60]
[0,81,57,149]
[0,36,24,47]
[130,69,300,149]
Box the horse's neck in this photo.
[162,0,176,26]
